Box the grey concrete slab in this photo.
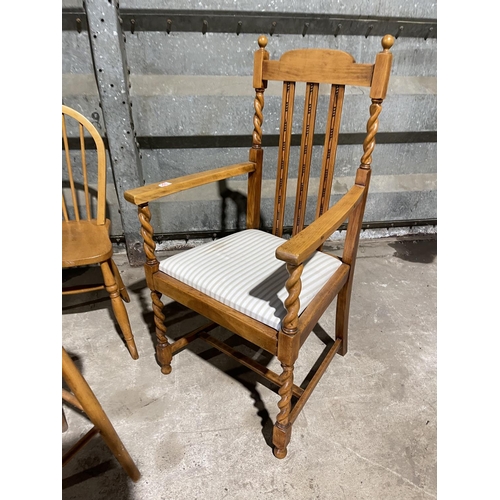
[62,235,437,499]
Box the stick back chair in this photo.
[62,105,139,360]
[124,35,394,458]
[62,347,141,482]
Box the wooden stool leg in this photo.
[62,348,141,482]
[111,258,131,303]
[101,259,139,360]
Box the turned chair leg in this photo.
[151,290,173,374]
[111,258,130,303]
[101,259,139,360]
[62,348,141,482]
[273,363,294,459]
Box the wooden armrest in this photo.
[276,185,365,266]
[124,162,256,205]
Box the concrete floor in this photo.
[62,235,437,500]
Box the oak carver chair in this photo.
[62,347,141,482]
[62,105,139,360]
[124,34,394,458]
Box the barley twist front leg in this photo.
[138,203,172,374]
[273,364,294,458]
[151,291,172,375]
[273,263,302,458]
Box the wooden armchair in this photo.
[124,35,394,458]
[62,105,139,360]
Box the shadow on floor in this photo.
[388,237,437,264]
[128,278,338,450]
[62,351,134,500]
[62,265,130,354]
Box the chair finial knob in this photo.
[382,34,395,51]
[258,35,268,49]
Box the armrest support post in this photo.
[137,203,159,289]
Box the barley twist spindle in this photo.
[282,263,303,334]
[138,204,156,263]
[360,99,382,169]
[252,90,264,148]
[276,365,294,424]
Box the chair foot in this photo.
[161,365,172,375]
[127,343,140,361]
[156,342,173,375]
[272,421,292,459]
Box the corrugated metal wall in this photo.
[62,0,437,262]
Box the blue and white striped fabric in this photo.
[159,229,342,330]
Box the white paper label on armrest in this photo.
[158,181,171,187]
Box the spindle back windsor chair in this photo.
[62,105,139,360]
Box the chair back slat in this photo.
[292,82,319,236]
[79,123,92,220]
[272,81,296,237]
[62,195,69,222]
[316,85,345,219]
[62,113,80,221]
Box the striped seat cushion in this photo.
[159,229,342,330]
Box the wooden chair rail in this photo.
[289,338,342,424]
[62,284,106,295]
[263,58,374,86]
[276,185,365,265]
[63,427,100,466]
[124,162,256,205]
[201,330,341,425]
[198,331,305,399]
[153,272,279,354]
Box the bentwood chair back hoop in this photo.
[62,347,141,481]
[124,35,395,458]
[62,105,139,360]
